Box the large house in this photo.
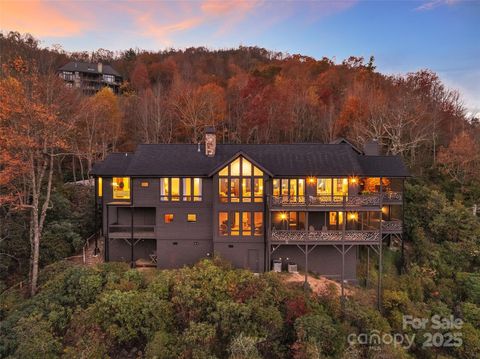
[91,128,408,283]
[57,61,122,94]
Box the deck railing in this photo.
[270,229,381,242]
[269,192,402,208]
[381,220,403,233]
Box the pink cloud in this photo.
[0,0,88,37]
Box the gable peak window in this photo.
[218,157,263,203]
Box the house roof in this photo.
[58,61,122,77]
[91,143,410,178]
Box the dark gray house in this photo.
[91,129,408,282]
[57,61,122,94]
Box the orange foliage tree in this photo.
[0,58,75,295]
[438,131,480,190]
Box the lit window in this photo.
[183,178,192,201]
[231,212,240,235]
[242,212,251,236]
[253,166,263,176]
[187,214,197,222]
[242,178,252,203]
[218,157,264,203]
[164,214,174,223]
[329,212,344,226]
[219,212,228,236]
[171,178,180,201]
[254,178,263,202]
[112,177,130,199]
[298,179,305,198]
[219,178,228,203]
[193,178,202,201]
[98,177,103,197]
[275,179,304,202]
[219,166,229,176]
[141,181,149,188]
[273,179,280,196]
[160,178,169,201]
[242,159,252,176]
[254,212,263,236]
[317,178,332,196]
[230,179,240,203]
[230,158,241,176]
[334,178,348,196]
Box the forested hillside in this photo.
[0,31,479,358]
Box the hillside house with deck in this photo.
[57,61,122,94]
[91,129,408,284]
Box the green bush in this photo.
[94,289,173,345]
[13,314,62,359]
[293,310,344,358]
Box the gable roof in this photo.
[91,143,410,178]
[58,61,122,77]
[207,151,274,177]
[329,138,363,154]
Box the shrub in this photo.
[94,289,173,345]
[293,311,344,358]
[228,333,262,359]
[13,314,62,359]
[145,329,179,359]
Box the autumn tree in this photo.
[438,131,480,191]
[0,57,75,295]
[75,87,123,173]
[171,81,226,143]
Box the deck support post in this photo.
[377,241,383,311]
[130,206,135,268]
[304,244,309,289]
[341,210,346,311]
[366,246,370,288]
[105,205,109,262]
[93,178,99,256]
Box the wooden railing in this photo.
[270,229,381,242]
[269,192,402,208]
[381,220,403,233]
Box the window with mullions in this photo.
[218,211,263,236]
[161,177,202,201]
[273,178,305,202]
[315,178,348,197]
[218,157,263,203]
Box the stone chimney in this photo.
[97,62,103,73]
[364,138,380,155]
[205,126,216,157]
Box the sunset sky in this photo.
[1,0,479,113]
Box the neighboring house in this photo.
[57,61,122,94]
[91,128,409,283]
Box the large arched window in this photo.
[218,157,263,203]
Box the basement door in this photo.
[248,249,259,272]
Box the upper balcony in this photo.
[268,191,402,210]
[269,220,402,244]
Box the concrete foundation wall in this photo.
[157,239,213,269]
[214,242,265,272]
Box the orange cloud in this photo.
[0,0,88,37]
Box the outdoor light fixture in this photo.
[350,177,358,184]
[349,212,358,221]
[280,212,287,220]
[308,176,316,184]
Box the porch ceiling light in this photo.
[307,176,316,184]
